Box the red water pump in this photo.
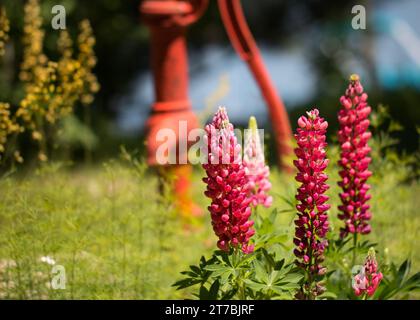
[140,0,293,217]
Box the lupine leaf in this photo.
[208,280,220,299]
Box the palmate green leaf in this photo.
[199,285,210,300]
[253,259,268,283]
[268,209,278,224]
[243,279,267,292]
[329,237,352,253]
[214,251,232,267]
[189,265,201,274]
[254,208,280,234]
[396,259,411,285]
[261,248,276,268]
[277,272,304,285]
[270,290,295,300]
[318,291,338,299]
[254,232,288,250]
[180,271,198,277]
[221,287,238,300]
[208,280,220,299]
[400,272,420,292]
[205,264,228,272]
[276,193,296,209]
[236,252,257,267]
[211,268,233,279]
[274,258,285,271]
[375,259,420,300]
[205,263,236,280]
[359,240,378,250]
[219,270,232,285]
[172,278,202,290]
[271,282,300,292]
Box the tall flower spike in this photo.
[203,107,255,254]
[337,74,372,238]
[243,116,272,208]
[353,248,383,297]
[293,108,330,299]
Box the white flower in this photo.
[40,256,56,265]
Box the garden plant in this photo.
[0,0,419,302]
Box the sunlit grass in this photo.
[0,147,418,299]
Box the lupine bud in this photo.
[203,107,255,254]
[353,248,383,297]
[337,74,373,238]
[293,108,330,299]
[243,116,272,208]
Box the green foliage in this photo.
[173,246,303,300]
[374,259,420,300]
[0,105,419,299]
[57,114,98,150]
[173,208,303,300]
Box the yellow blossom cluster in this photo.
[0,103,21,155]
[17,61,60,125]
[0,6,9,57]
[77,20,100,106]
[0,8,16,160]
[0,0,99,164]
[19,0,48,83]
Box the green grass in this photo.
[0,146,419,299]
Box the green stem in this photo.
[352,233,358,267]
[234,248,246,300]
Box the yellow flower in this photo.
[0,103,21,156]
[20,0,47,84]
[77,20,100,106]
[32,131,43,141]
[0,6,9,58]
[38,152,48,162]
[14,150,24,163]
[1,0,99,165]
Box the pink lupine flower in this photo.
[353,248,383,297]
[243,116,272,208]
[337,74,372,238]
[203,107,255,254]
[293,109,330,299]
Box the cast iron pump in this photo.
[140,0,293,217]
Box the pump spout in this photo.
[218,0,293,171]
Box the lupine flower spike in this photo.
[243,116,272,208]
[353,248,383,298]
[337,74,372,238]
[203,107,255,254]
[293,109,330,299]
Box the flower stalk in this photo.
[203,107,255,254]
[293,109,330,299]
[337,74,373,239]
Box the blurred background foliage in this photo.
[0,0,419,164]
[0,0,419,299]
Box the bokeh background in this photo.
[1,0,419,300]
[1,0,419,163]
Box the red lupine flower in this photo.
[293,108,330,298]
[243,116,272,208]
[353,248,383,297]
[337,74,372,238]
[203,107,255,254]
